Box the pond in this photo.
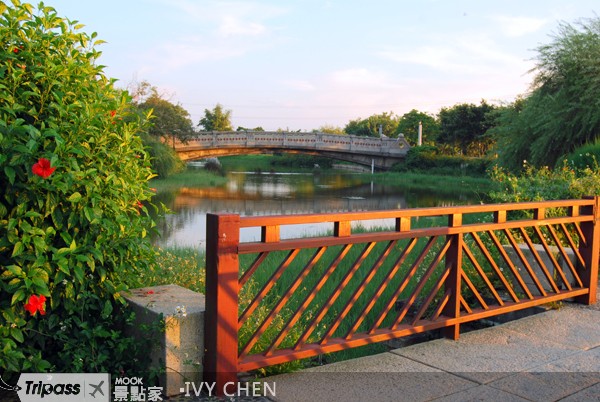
[153,169,486,249]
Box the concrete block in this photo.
[125,284,205,397]
[503,243,576,295]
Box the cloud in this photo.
[138,36,247,71]
[330,68,389,87]
[379,46,464,73]
[378,34,529,76]
[493,15,548,37]
[282,79,316,92]
[134,0,290,72]
[164,0,288,35]
[218,16,266,37]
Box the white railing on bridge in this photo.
[175,131,410,157]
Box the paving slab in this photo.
[430,384,529,402]
[496,306,600,350]
[559,381,600,401]
[268,352,478,402]
[486,372,600,402]
[391,324,580,384]
[527,346,600,372]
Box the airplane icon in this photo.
[89,381,104,398]
[0,375,21,392]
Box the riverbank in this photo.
[365,171,496,197]
[152,155,497,196]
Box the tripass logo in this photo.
[13,373,109,402]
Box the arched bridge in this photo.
[172,131,411,170]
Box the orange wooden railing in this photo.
[203,197,599,390]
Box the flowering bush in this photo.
[489,161,600,203]
[0,2,159,375]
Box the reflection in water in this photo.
[154,172,482,249]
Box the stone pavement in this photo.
[265,294,600,402]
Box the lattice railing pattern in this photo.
[204,198,599,389]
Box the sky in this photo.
[47,0,598,131]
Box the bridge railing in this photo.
[176,131,410,157]
[203,197,599,390]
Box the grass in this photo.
[367,171,498,195]
[150,167,228,192]
[219,154,331,173]
[142,247,206,293]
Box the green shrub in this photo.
[562,140,600,171]
[0,2,159,376]
[141,133,184,178]
[489,161,600,203]
[271,154,333,169]
[393,146,491,176]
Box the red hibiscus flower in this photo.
[32,158,55,179]
[135,200,143,214]
[24,294,47,316]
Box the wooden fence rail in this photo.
[204,197,600,390]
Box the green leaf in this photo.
[68,192,82,203]
[6,265,23,276]
[101,300,113,318]
[4,166,15,185]
[31,276,47,289]
[11,328,24,343]
[32,236,46,252]
[56,258,70,274]
[12,242,24,258]
[73,265,84,283]
[11,289,25,305]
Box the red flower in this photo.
[13,47,19,53]
[110,110,116,118]
[24,295,47,316]
[32,158,55,179]
[135,200,143,214]
[146,290,155,295]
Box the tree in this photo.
[395,109,439,146]
[494,17,600,169]
[437,101,496,156]
[237,126,264,132]
[344,117,371,136]
[314,125,345,135]
[134,83,195,143]
[198,103,233,131]
[344,112,398,137]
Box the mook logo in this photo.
[14,373,109,402]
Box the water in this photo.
[154,170,484,250]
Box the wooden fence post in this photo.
[204,213,240,394]
[576,196,600,304]
[443,213,463,340]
